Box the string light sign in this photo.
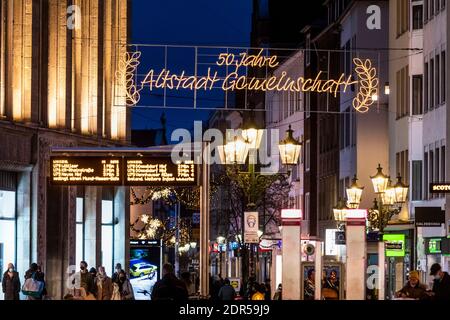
[120,48,378,113]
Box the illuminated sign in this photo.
[430,183,450,193]
[425,238,450,255]
[50,157,198,186]
[120,49,378,113]
[383,234,405,257]
[51,157,122,185]
[125,157,197,186]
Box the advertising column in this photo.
[281,209,302,300]
[345,209,367,300]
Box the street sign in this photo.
[430,183,450,193]
[415,207,445,227]
[244,211,259,243]
[229,278,241,293]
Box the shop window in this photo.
[0,190,16,301]
[76,197,84,265]
[102,200,114,276]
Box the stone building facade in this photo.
[0,0,130,299]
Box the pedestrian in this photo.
[218,278,236,301]
[112,263,125,284]
[251,283,265,300]
[264,279,271,301]
[273,283,282,300]
[429,263,450,300]
[117,270,134,300]
[77,261,95,296]
[95,266,113,300]
[304,269,315,300]
[24,263,46,300]
[2,263,21,300]
[395,270,427,300]
[181,272,195,296]
[89,267,98,297]
[151,263,188,301]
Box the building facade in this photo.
[0,0,130,299]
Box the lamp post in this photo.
[336,164,409,300]
[218,123,301,288]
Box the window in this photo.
[76,197,84,265]
[413,4,423,29]
[351,109,356,146]
[436,54,440,106]
[441,146,446,181]
[397,0,409,35]
[305,92,310,118]
[0,189,16,301]
[412,75,423,115]
[102,200,114,276]
[340,112,345,150]
[305,140,310,171]
[304,193,310,221]
[441,51,446,103]
[430,150,434,197]
[345,107,350,147]
[424,151,429,199]
[396,66,410,118]
[306,35,311,66]
[424,62,429,112]
[435,148,440,183]
[431,0,435,16]
[412,160,422,200]
[430,58,434,109]
[425,0,429,21]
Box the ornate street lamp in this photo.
[370,164,389,194]
[218,136,249,164]
[242,115,264,150]
[333,198,349,229]
[393,174,409,203]
[278,125,302,165]
[380,180,396,205]
[346,175,364,209]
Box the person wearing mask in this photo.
[24,263,46,300]
[77,261,95,296]
[151,263,188,301]
[95,266,113,300]
[218,278,236,301]
[429,263,450,300]
[112,263,124,284]
[117,270,134,300]
[395,270,427,300]
[2,263,20,300]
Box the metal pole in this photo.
[200,142,210,297]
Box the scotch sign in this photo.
[430,183,450,193]
[50,157,198,186]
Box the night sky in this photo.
[131,0,252,138]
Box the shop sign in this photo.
[229,278,241,293]
[430,183,450,193]
[383,234,405,257]
[415,207,445,227]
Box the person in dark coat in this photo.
[24,263,46,300]
[112,263,125,284]
[218,278,236,301]
[430,263,450,300]
[151,263,188,301]
[395,270,427,300]
[2,263,21,300]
